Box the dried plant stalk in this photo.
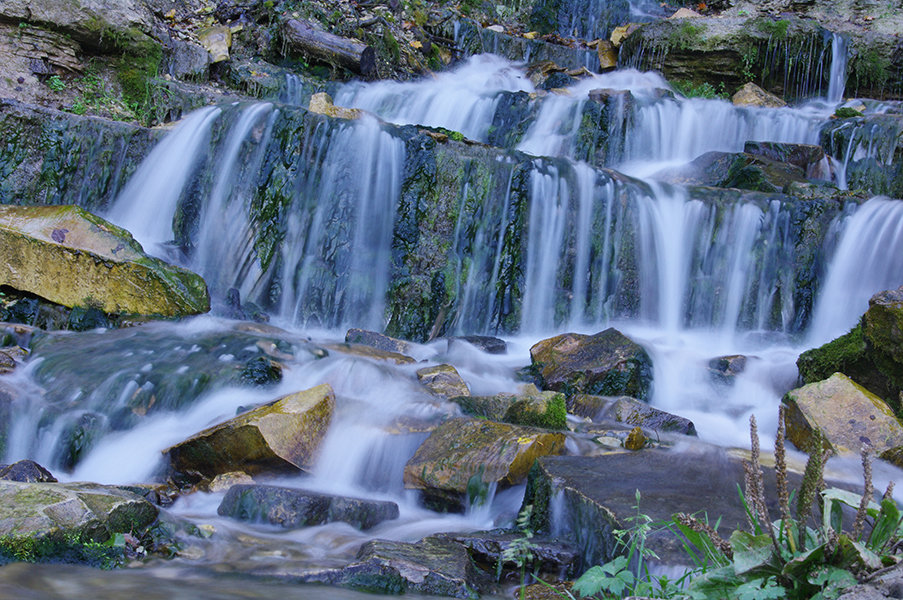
[774,406,791,530]
[675,512,733,560]
[796,430,826,547]
[852,446,874,540]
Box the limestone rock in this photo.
[732,82,787,108]
[0,480,158,544]
[783,373,903,455]
[197,25,231,63]
[569,394,697,436]
[403,418,565,509]
[743,141,825,173]
[707,354,749,385]
[308,92,362,120]
[163,384,335,480]
[334,537,482,598]
[417,364,470,399]
[529,328,653,400]
[669,8,702,18]
[205,471,254,493]
[218,484,399,530]
[596,40,617,70]
[323,342,415,365]
[0,205,209,317]
[610,24,640,47]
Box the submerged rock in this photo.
[417,364,470,399]
[0,205,209,318]
[707,354,749,385]
[403,418,565,510]
[344,329,413,355]
[569,394,697,436]
[783,372,903,455]
[218,484,399,530]
[446,335,507,355]
[529,328,653,401]
[324,342,416,365]
[163,384,335,481]
[439,530,577,580]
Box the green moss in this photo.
[851,49,891,93]
[755,18,790,40]
[667,21,706,51]
[834,107,864,119]
[797,325,868,384]
[671,79,727,99]
[0,533,125,569]
[505,393,567,430]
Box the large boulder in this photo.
[217,484,399,530]
[783,373,903,455]
[163,384,335,480]
[345,328,412,355]
[862,286,903,398]
[0,480,158,564]
[731,82,786,108]
[403,418,565,510]
[568,394,697,436]
[0,205,209,317]
[529,328,653,401]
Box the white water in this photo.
[827,33,848,104]
[106,107,221,253]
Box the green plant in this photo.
[677,409,902,600]
[739,45,760,82]
[46,75,65,92]
[503,504,538,600]
[672,80,728,99]
[756,19,789,40]
[668,22,706,51]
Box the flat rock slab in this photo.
[0,205,209,317]
[523,449,795,572]
[438,531,577,578]
[784,373,903,455]
[417,364,470,399]
[0,480,157,542]
[218,484,399,530]
[163,384,335,480]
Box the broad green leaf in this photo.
[836,535,883,571]
[686,565,743,598]
[808,566,858,596]
[736,578,786,600]
[731,530,776,575]
[822,488,879,512]
[868,498,903,552]
[782,544,825,580]
[571,565,607,597]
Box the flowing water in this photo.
[3,46,903,596]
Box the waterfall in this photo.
[105,106,221,254]
[277,115,405,329]
[827,33,848,104]
[334,54,534,142]
[808,198,903,343]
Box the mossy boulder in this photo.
[0,205,209,318]
[0,480,158,566]
[417,364,470,399]
[783,373,903,455]
[344,328,413,356]
[403,418,565,510]
[529,328,653,400]
[163,384,335,481]
[862,286,903,396]
[218,484,399,530]
[451,387,567,430]
[568,394,696,436]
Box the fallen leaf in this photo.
[410,40,422,49]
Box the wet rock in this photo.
[623,426,646,450]
[204,471,254,493]
[417,364,470,399]
[783,373,903,455]
[862,286,903,401]
[569,394,697,436]
[596,41,617,71]
[403,418,565,510]
[446,335,507,355]
[529,328,653,401]
[522,448,795,571]
[237,355,282,386]
[0,349,14,374]
[743,141,825,173]
[720,152,808,193]
[218,484,399,530]
[439,530,577,579]
[308,92,362,120]
[452,387,567,430]
[0,480,158,562]
[732,82,787,108]
[707,354,749,385]
[324,342,415,365]
[333,537,482,598]
[0,460,57,483]
[344,328,412,355]
[163,384,335,480]
[610,24,640,47]
[0,205,210,318]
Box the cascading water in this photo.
[827,32,848,104]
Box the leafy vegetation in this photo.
[672,80,728,99]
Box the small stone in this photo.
[417,364,470,399]
[16,77,24,84]
[624,426,646,450]
[308,93,363,120]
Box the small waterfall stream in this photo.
[4,47,903,598]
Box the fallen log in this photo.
[282,19,377,78]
